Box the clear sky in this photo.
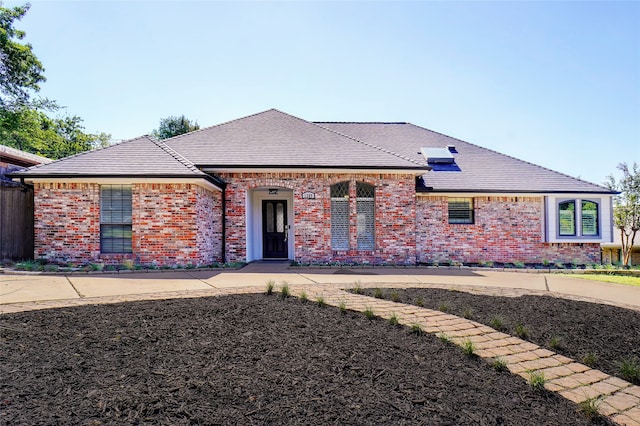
[6,0,640,187]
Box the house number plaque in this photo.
[301,191,316,200]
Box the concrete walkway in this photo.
[2,266,639,311]
[1,264,639,425]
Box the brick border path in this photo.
[1,281,639,425]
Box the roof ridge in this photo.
[309,120,429,168]
[163,109,281,144]
[314,121,408,125]
[152,139,203,174]
[406,122,612,192]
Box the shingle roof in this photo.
[0,144,52,166]
[316,122,612,194]
[164,109,428,170]
[10,109,613,194]
[12,136,207,178]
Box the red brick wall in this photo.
[220,172,417,265]
[416,195,600,264]
[33,182,221,267]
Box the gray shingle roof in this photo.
[316,122,612,194]
[164,109,428,170]
[11,109,613,194]
[12,136,207,178]
[0,144,52,166]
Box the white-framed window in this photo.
[330,182,349,250]
[356,182,375,250]
[448,197,474,224]
[548,197,603,241]
[100,185,132,253]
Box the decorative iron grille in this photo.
[356,182,375,250]
[330,182,349,250]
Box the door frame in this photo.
[246,187,294,262]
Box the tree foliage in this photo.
[152,115,200,140]
[0,2,46,110]
[606,162,640,266]
[0,3,110,159]
[0,107,111,159]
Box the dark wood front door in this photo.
[262,200,288,259]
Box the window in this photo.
[558,200,576,236]
[581,200,598,236]
[557,198,599,238]
[100,185,132,253]
[356,182,375,250]
[330,182,349,250]
[448,198,474,224]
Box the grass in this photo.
[514,322,529,339]
[280,282,290,298]
[415,297,425,307]
[363,307,375,320]
[352,281,364,294]
[562,274,640,288]
[582,352,599,367]
[438,333,452,344]
[490,315,505,330]
[265,280,275,295]
[316,296,326,307]
[579,396,603,420]
[390,290,400,302]
[548,336,563,350]
[461,339,476,357]
[389,313,399,326]
[339,301,347,313]
[618,358,640,384]
[437,302,450,313]
[492,357,508,372]
[373,288,384,299]
[462,307,473,319]
[299,291,308,302]
[528,370,547,391]
[410,323,424,336]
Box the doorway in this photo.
[262,199,288,259]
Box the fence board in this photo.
[0,185,34,260]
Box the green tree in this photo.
[152,115,200,140]
[0,108,112,159]
[0,2,47,110]
[606,162,640,266]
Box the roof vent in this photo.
[421,147,455,164]
[447,144,457,153]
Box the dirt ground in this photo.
[1,293,615,425]
[356,287,640,386]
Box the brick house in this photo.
[10,109,615,267]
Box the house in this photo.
[9,109,615,267]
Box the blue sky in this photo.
[7,0,640,187]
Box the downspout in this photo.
[221,181,227,264]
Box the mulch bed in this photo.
[355,287,640,386]
[1,294,613,425]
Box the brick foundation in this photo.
[416,195,600,264]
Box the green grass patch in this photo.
[561,274,640,287]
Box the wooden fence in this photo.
[0,184,34,260]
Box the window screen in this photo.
[330,182,349,250]
[356,182,375,250]
[448,198,474,224]
[100,185,132,253]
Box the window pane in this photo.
[356,183,375,250]
[582,200,598,236]
[100,185,133,253]
[331,182,350,250]
[276,203,284,233]
[448,198,474,224]
[558,201,576,236]
[266,203,274,233]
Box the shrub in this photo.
[582,352,598,367]
[280,282,290,298]
[438,302,450,313]
[390,290,400,302]
[438,333,452,343]
[389,313,399,326]
[352,281,363,294]
[514,323,529,339]
[265,280,275,295]
[373,288,384,299]
[579,396,603,420]
[462,339,475,357]
[462,307,473,319]
[618,358,640,384]
[316,296,326,307]
[492,357,508,372]
[410,323,424,336]
[339,301,347,313]
[363,307,375,320]
[490,315,505,330]
[548,336,563,350]
[299,291,308,302]
[416,297,425,307]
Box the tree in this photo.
[606,162,640,266]
[152,115,200,140]
[0,2,47,110]
[0,107,112,159]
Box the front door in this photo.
[262,200,288,258]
